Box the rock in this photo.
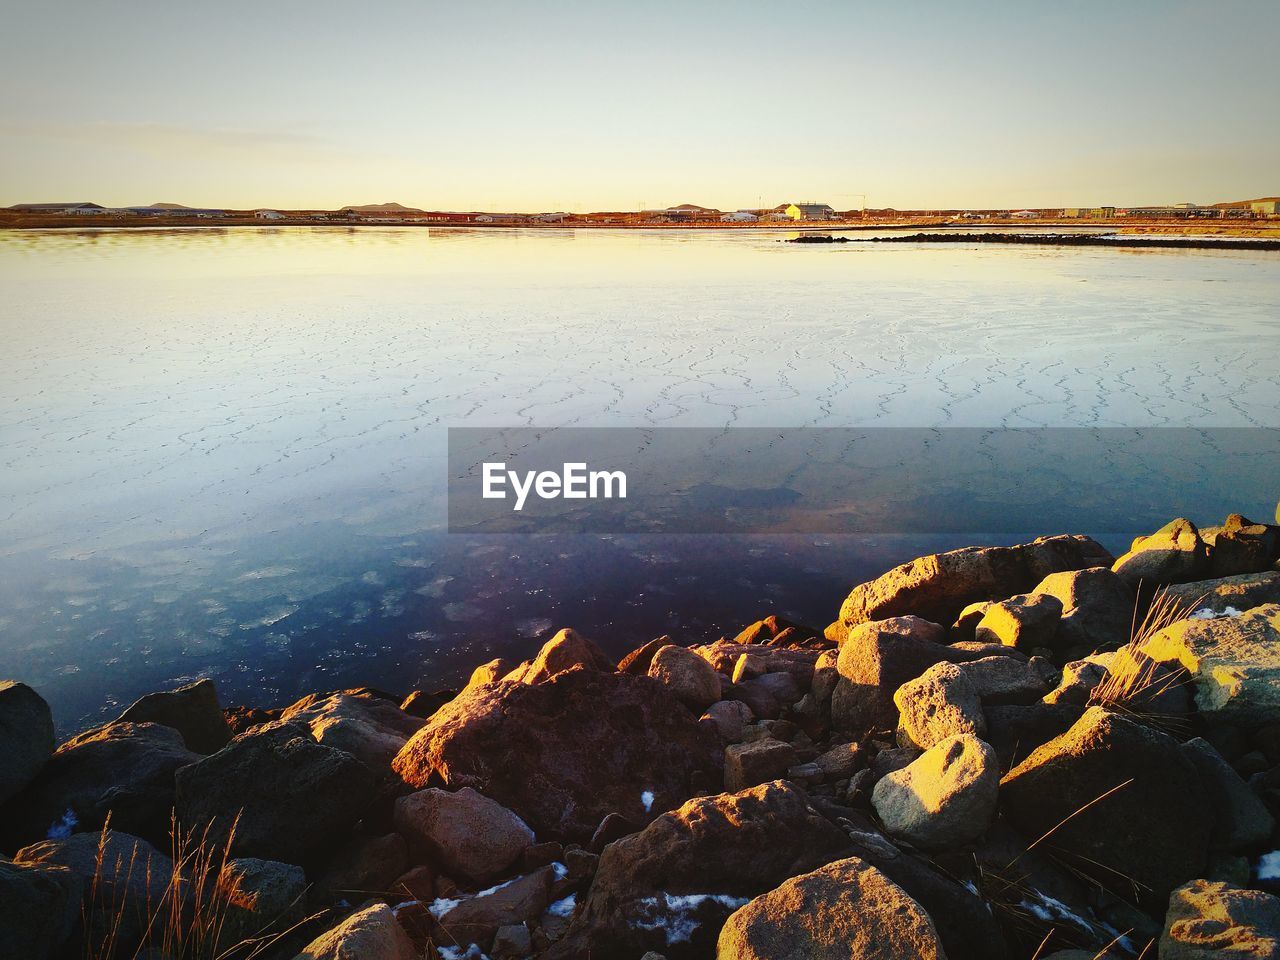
[831,616,950,734]
[462,658,514,695]
[1161,879,1280,959]
[508,627,616,684]
[974,593,1063,652]
[872,733,998,849]
[716,856,946,959]
[15,830,174,954]
[1112,518,1209,588]
[894,662,986,749]
[175,721,377,864]
[1085,646,1194,717]
[0,680,55,805]
[399,688,455,719]
[1181,738,1275,852]
[1206,514,1279,578]
[1042,658,1109,705]
[294,902,418,960]
[217,857,307,944]
[279,691,424,772]
[723,682,781,721]
[870,746,921,781]
[312,832,409,904]
[391,667,722,841]
[589,812,641,853]
[984,702,1085,770]
[814,742,862,780]
[648,644,723,711]
[0,857,80,959]
[1000,706,1212,906]
[724,739,797,792]
[701,700,755,743]
[838,535,1113,629]
[619,637,671,675]
[544,780,849,960]
[492,922,533,958]
[742,671,801,706]
[1164,571,1280,617]
[223,705,279,736]
[115,678,232,754]
[435,865,554,947]
[1140,604,1280,724]
[730,653,768,683]
[1032,566,1136,654]
[392,864,436,902]
[957,655,1049,705]
[951,601,996,641]
[393,786,533,884]
[4,720,200,848]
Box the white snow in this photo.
[641,790,655,812]
[46,808,78,840]
[546,893,577,918]
[552,861,568,880]
[428,896,462,919]
[438,947,489,960]
[1192,605,1244,619]
[1257,851,1280,880]
[630,892,751,945]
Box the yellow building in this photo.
[785,202,837,221]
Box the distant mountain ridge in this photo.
[341,202,424,213]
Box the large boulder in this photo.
[294,902,418,960]
[974,593,1063,653]
[1000,706,1212,907]
[433,865,554,948]
[278,690,424,772]
[1032,566,1135,654]
[957,655,1049,706]
[838,535,1113,631]
[393,786,533,884]
[391,666,722,841]
[115,678,232,753]
[1181,738,1274,852]
[648,644,723,711]
[15,829,174,955]
[0,857,80,959]
[311,832,409,904]
[544,780,850,960]
[174,721,377,864]
[1204,514,1279,579]
[723,739,796,792]
[3,721,200,848]
[1163,571,1280,618]
[831,616,951,734]
[506,627,616,684]
[872,733,998,849]
[0,680,55,805]
[716,856,947,959]
[1112,518,1209,588]
[894,662,986,749]
[1139,604,1280,724]
[1160,879,1280,959]
[217,856,307,945]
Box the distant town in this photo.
[3,197,1278,229]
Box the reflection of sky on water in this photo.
[1,227,1278,732]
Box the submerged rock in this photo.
[0,680,55,806]
[392,666,722,841]
[716,856,947,959]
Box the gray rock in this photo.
[1163,570,1280,617]
[311,832,409,904]
[0,857,80,959]
[0,680,55,805]
[1160,879,1280,959]
[1181,737,1274,852]
[393,786,533,884]
[217,857,307,944]
[894,662,986,749]
[872,733,999,850]
[116,678,232,754]
[700,700,755,743]
[1032,566,1136,654]
[957,655,1050,705]
[974,593,1062,652]
[832,616,951,734]
[724,739,796,792]
[1112,517,1210,588]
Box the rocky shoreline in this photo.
[4,510,1280,959]
[789,232,1280,250]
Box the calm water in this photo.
[2,227,1278,732]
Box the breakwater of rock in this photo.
[789,232,1280,250]
[3,510,1280,959]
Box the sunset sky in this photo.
[2,0,1277,211]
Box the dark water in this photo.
[2,227,1277,733]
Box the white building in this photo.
[721,211,758,222]
[254,210,286,220]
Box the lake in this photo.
[2,227,1278,732]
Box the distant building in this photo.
[475,214,495,223]
[1119,204,1220,219]
[1251,200,1279,217]
[785,203,838,221]
[254,210,286,220]
[1010,210,1039,219]
[1062,207,1116,219]
[721,211,758,222]
[537,212,569,222]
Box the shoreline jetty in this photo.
[4,512,1280,958]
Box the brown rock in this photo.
[279,691,424,772]
[619,636,671,675]
[894,662,986,750]
[393,786,533,884]
[648,644,723,710]
[1112,517,1210,588]
[434,866,554,947]
[293,902,418,960]
[115,678,232,754]
[831,616,950,734]
[0,680,55,806]
[507,627,615,684]
[872,733,999,850]
[1161,879,1280,960]
[974,593,1063,652]
[391,666,722,841]
[724,739,797,792]
[312,832,409,904]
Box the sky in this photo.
[2,0,1277,211]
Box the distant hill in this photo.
[1211,196,1279,209]
[342,202,424,213]
[149,202,191,209]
